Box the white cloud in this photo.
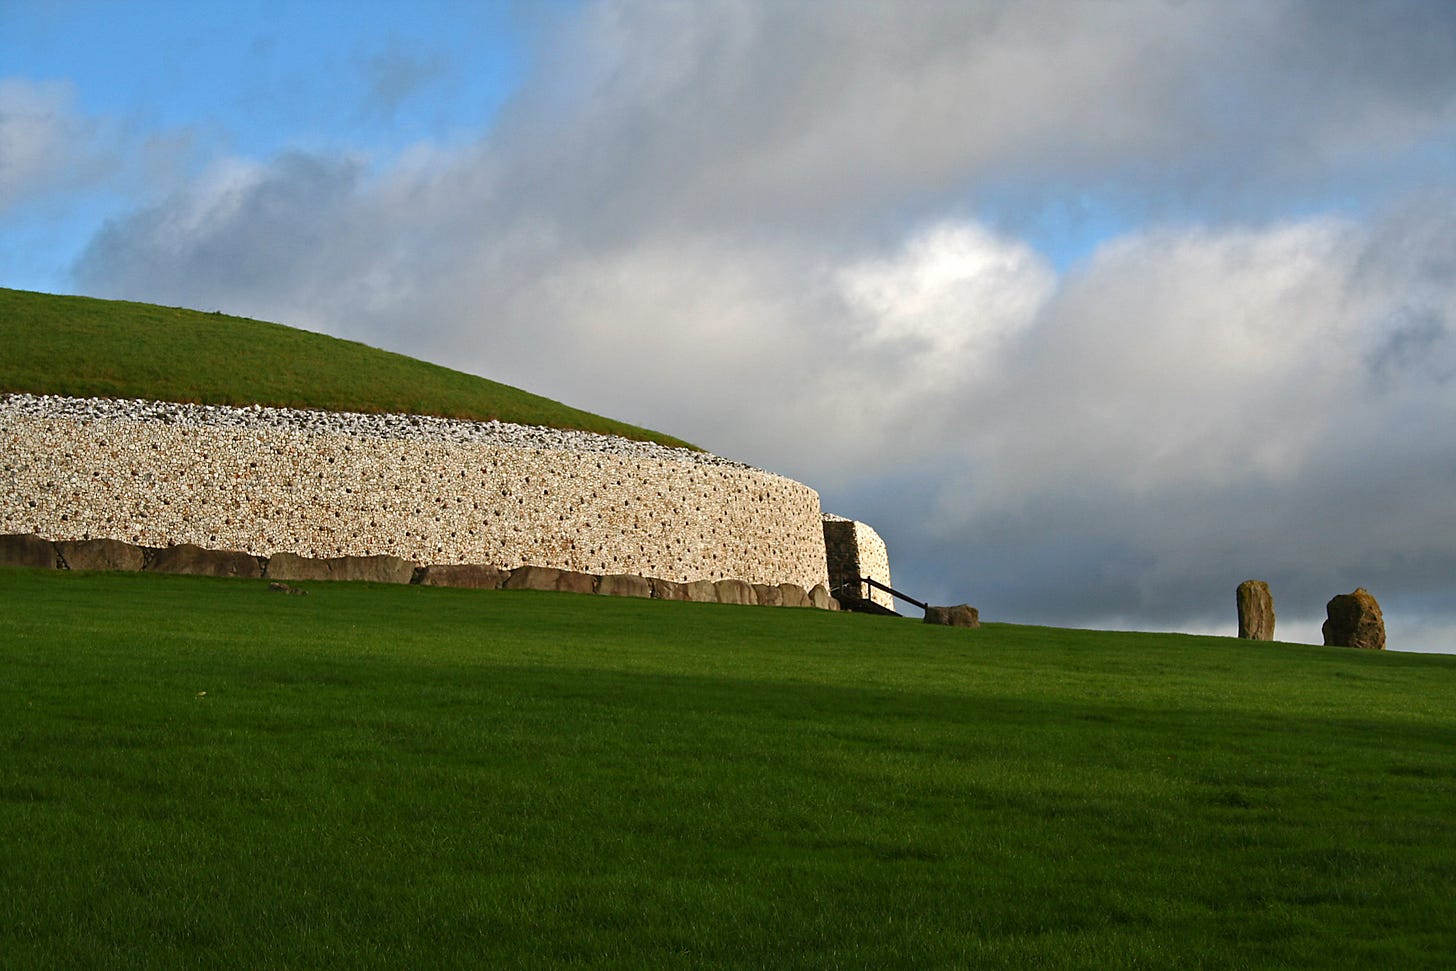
[0,79,100,214]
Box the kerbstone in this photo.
[598,574,652,598]
[0,533,56,569]
[266,552,414,583]
[418,564,509,589]
[56,538,146,572]
[149,543,261,578]
[714,578,756,605]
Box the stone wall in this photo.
[1,395,829,590]
[822,515,893,609]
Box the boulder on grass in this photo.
[56,538,146,572]
[924,604,980,628]
[598,573,652,598]
[556,570,599,595]
[0,533,56,569]
[1236,579,1276,640]
[1322,588,1386,650]
[418,564,509,589]
[778,583,811,608]
[266,552,414,584]
[149,543,261,578]
[808,584,837,610]
[714,578,756,605]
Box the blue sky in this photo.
[5,0,1456,651]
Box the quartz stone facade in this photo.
[1,395,830,591]
[822,515,894,609]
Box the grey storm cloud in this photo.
[69,0,1456,649]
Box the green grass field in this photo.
[4,567,1454,968]
[0,287,695,449]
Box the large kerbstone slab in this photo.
[753,583,784,607]
[1323,588,1386,650]
[149,543,262,578]
[56,538,147,572]
[778,583,811,608]
[1236,579,1275,641]
[0,533,57,569]
[683,579,719,603]
[505,565,597,594]
[808,584,837,610]
[266,552,414,584]
[418,564,509,589]
[650,578,687,601]
[924,604,980,628]
[505,565,563,592]
[714,578,756,605]
[598,573,652,598]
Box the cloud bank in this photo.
[53,0,1456,649]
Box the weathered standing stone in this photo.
[924,604,981,628]
[148,543,262,578]
[598,573,652,598]
[56,538,147,572]
[265,552,414,584]
[418,563,509,589]
[0,533,56,569]
[778,583,812,608]
[1236,580,1276,641]
[714,578,756,605]
[1323,588,1386,650]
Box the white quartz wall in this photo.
[1,396,829,590]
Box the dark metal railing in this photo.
[859,575,928,612]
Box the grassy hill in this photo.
[4,566,1454,967]
[0,287,696,449]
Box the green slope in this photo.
[4,567,1455,968]
[0,287,696,449]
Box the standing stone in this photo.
[1236,580,1276,641]
[1322,588,1386,650]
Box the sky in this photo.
[4,0,1456,652]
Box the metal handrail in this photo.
[859,575,928,612]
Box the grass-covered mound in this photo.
[4,567,1454,967]
[0,287,695,449]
